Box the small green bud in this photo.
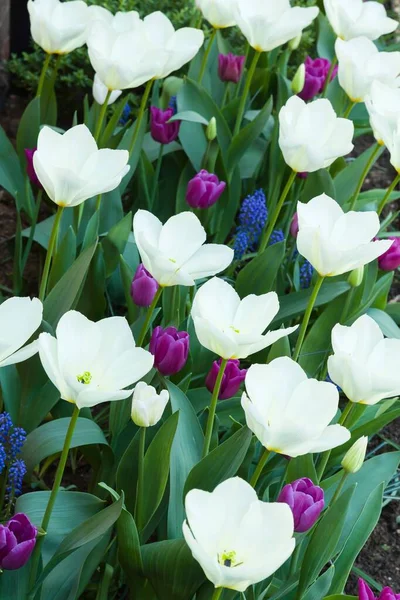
[348,266,364,288]
[291,64,305,95]
[206,117,217,141]
[289,34,302,51]
[341,436,368,474]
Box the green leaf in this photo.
[287,454,317,483]
[16,97,41,166]
[324,596,357,600]
[169,110,209,126]
[303,566,335,600]
[48,226,77,292]
[0,125,27,211]
[119,115,149,193]
[317,13,336,60]
[101,212,132,277]
[274,282,351,325]
[367,308,400,339]
[334,144,384,206]
[301,170,336,203]
[236,241,285,298]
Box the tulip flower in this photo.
[365,81,400,147]
[218,53,246,84]
[183,477,295,592]
[92,74,122,106]
[24,149,42,189]
[37,311,154,409]
[33,124,129,208]
[378,237,400,271]
[296,194,392,277]
[205,359,247,400]
[290,213,299,238]
[359,579,400,600]
[335,37,400,104]
[195,0,237,29]
[0,514,37,571]
[341,436,368,474]
[186,170,226,209]
[234,0,318,53]
[88,5,141,28]
[324,0,398,41]
[131,381,169,427]
[133,210,233,287]
[278,478,324,533]
[241,357,350,457]
[0,297,42,368]
[131,264,159,308]
[279,96,354,173]
[298,56,338,101]
[328,314,400,406]
[150,107,180,145]
[149,326,189,376]
[191,277,297,360]
[28,0,89,55]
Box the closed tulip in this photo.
[241,357,350,457]
[195,0,237,29]
[324,0,398,41]
[33,124,129,207]
[149,326,189,376]
[0,297,42,368]
[278,478,324,533]
[206,359,247,400]
[296,194,392,277]
[359,579,400,600]
[150,107,180,145]
[366,81,400,147]
[0,514,37,571]
[341,436,368,474]
[38,311,154,409]
[328,314,400,406]
[131,382,169,427]
[298,56,338,102]
[378,237,400,271]
[92,74,122,106]
[218,53,246,84]
[24,149,42,189]
[183,477,295,592]
[279,96,354,173]
[131,264,159,308]
[191,277,297,360]
[133,210,233,287]
[186,170,226,209]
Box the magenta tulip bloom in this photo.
[24,148,42,188]
[298,57,338,102]
[131,264,159,308]
[359,579,400,600]
[149,326,189,376]
[206,359,247,400]
[378,237,400,271]
[186,170,226,209]
[0,513,37,570]
[218,53,246,84]
[278,478,324,533]
[290,212,299,238]
[150,107,180,145]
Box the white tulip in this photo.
[131,382,169,428]
[328,314,400,405]
[183,477,295,592]
[133,211,233,287]
[365,81,400,146]
[33,124,129,208]
[241,357,351,457]
[324,0,398,41]
[28,0,89,55]
[92,74,122,106]
[38,311,154,410]
[384,119,400,173]
[335,37,400,103]
[279,96,354,173]
[296,194,392,277]
[0,297,42,367]
[191,277,297,360]
[234,0,319,53]
[195,0,237,29]
[88,6,141,31]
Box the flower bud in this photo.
[131,382,169,428]
[186,170,226,209]
[205,359,247,400]
[149,326,189,376]
[290,212,299,238]
[378,237,400,271]
[150,107,180,145]
[218,53,246,84]
[131,264,159,308]
[348,266,364,288]
[0,513,37,570]
[288,33,302,51]
[206,117,217,141]
[341,436,368,474]
[298,56,338,102]
[358,578,400,600]
[277,478,324,533]
[24,149,42,188]
[291,64,305,95]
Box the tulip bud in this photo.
[0,513,37,570]
[149,326,189,376]
[291,64,305,95]
[341,436,368,474]
[348,266,364,288]
[24,149,42,188]
[206,117,217,142]
[218,53,246,84]
[357,579,400,600]
[298,57,338,102]
[277,477,324,533]
[150,107,180,145]
[290,212,299,238]
[131,381,169,428]
[205,359,247,400]
[378,237,400,271]
[186,170,226,209]
[131,264,159,308]
[288,33,302,51]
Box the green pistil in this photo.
[76,371,92,385]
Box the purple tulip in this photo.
[290,212,299,238]
[205,359,247,400]
[377,237,400,271]
[277,477,324,533]
[298,56,338,102]
[218,53,246,84]
[149,326,189,376]
[150,107,180,145]
[24,148,42,188]
[0,513,37,571]
[186,170,226,209]
[131,264,159,308]
[359,579,400,600]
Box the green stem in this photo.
[211,588,224,600]
[29,406,80,589]
[94,90,112,143]
[339,401,356,427]
[36,53,52,97]
[330,471,348,505]
[316,402,355,482]
[221,85,230,108]
[233,51,261,136]
[198,29,217,84]
[292,275,325,362]
[128,79,154,156]
[22,190,42,273]
[250,448,271,488]
[289,541,302,577]
[49,54,62,89]
[201,139,212,170]
[378,172,400,216]
[321,55,337,98]
[259,170,297,253]
[135,427,146,530]
[39,205,64,301]
[349,142,380,212]
[343,100,356,120]
[136,287,163,347]
[95,194,102,212]
[234,43,250,99]
[202,359,228,458]
[150,144,164,208]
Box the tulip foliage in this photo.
[1,0,400,599]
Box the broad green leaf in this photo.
[48,226,77,292]
[317,13,336,60]
[0,125,27,210]
[274,282,351,325]
[16,97,41,166]
[324,596,357,600]
[301,170,336,203]
[287,454,317,483]
[101,212,132,277]
[118,115,148,193]
[334,144,384,206]
[236,241,285,298]
[367,308,400,339]
[169,110,209,126]
[303,566,335,600]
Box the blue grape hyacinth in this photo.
[269,229,285,246]
[300,260,314,289]
[233,189,268,259]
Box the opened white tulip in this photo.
[328,314,400,405]
[384,119,400,173]
[33,124,129,207]
[92,74,122,106]
[88,6,141,30]
[195,0,237,28]
[38,311,154,409]
[279,96,354,173]
[191,277,297,360]
[296,194,392,277]
[234,0,319,52]
[366,81,400,146]
[131,382,169,427]
[133,211,233,287]
[335,37,400,103]
[241,357,350,457]
[324,0,398,41]
[0,297,43,367]
[28,0,89,54]
[183,477,295,592]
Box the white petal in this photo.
[38,333,70,401]
[233,292,279,336]
[193,316,238,359]
[309,424,351,453]
[158,212,206,265]
[0,297,43,363]
[191,278,239,329]
[182,245,234,281]
[76,388,131,410]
